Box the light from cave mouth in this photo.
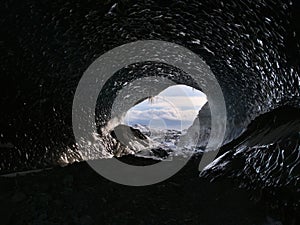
[122,85,207,132]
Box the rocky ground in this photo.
[0,155,293,225]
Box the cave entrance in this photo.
[121,85,207,152]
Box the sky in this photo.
[123,85,207,130]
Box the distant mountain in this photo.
[126,119,192,131]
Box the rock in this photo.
[179,102,211,148]
[151,147,169,158]
[11,191,26,203]
[110,124,150,154]
[80,215,94,225]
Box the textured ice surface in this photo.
[0,0,299,195]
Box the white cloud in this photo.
[152,96,207,110]
[126,108,181,121]
[125,102,205,123]
[159,84,207,97]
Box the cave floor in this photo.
[0,156,292,225]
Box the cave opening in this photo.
[112,84,208,159]
[124,85,207,131]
